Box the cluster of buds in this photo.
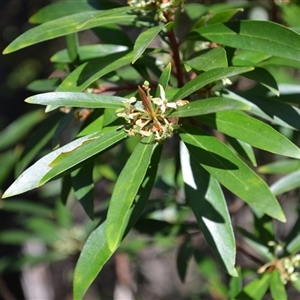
[117,82,188,142]
[257,241,300,284]
[127,0,185,22]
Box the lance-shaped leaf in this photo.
[270,270,287,300]
[50,44,128,63]
[223,90,300,131]
[180,142,237,276]
[29,1,99,24]
[71,162,95,220]
[73,144,162,299]
[106,136,156,251]
[156,63,172,97]
[198,111,300,159]
[171,66,253,101]
[193,20,300,62]
[2,129,126,198]
[258,159,300,174]
[40,128,127,185]
[25,92,130,109]
[179,124,286,222]
[3,7,134,54]
[132,24,167,63]
[57,51,133,93]
[176,236,194,282]
[242,67,279,96]
[184,48,228,72]
[236,273,271,300]
[270,170,300,196]
[0,110,45,152]
[168,97,249,118]
[2,133,96,198]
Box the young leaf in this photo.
[180,142,237,276]
[25,92,130,109]
[106,136,156,251]
[171,66,253,101]
[194,20,300,62]
[179,124,286,222]
[156,63,172,97]
[198,111,300,159]
[236,273,271,300]
[71,162,95,220]
[270,270,287,300]
[168,97,250,118]
[132,24,167,63]
[3,7,134,54]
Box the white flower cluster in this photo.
[117,83,188,142]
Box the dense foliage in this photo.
[2,0,300,298]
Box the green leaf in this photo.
[232,50,271,66]
[156,63,172,97]
[270,170,300,196]
[0,200,52,217]
[280,3,300,27]
[50,44,128,63]
[258,159,300,174]
[236,273,271,300]
[15,112,61,176]
[179,124,286,222]
[106,136,155,251]
[71,162,94,220]
[194,20,300,62]
[29,1,99,24]
[180,142,237,276]
[228,266,242,299]
[184,48,228,72]
[27,78,60,92]
[66,33,79,63]
[3,7,134,54]
[242,67,279,96]
[0,151,19,187]
[176,236,194,282]
[2,129,124,198]
[0,110,45,152]
[237,228,273,261]
[270,270,287,300]
[207,8,244,25]
[225,136,257,166]
[41,128,127,185]
[0,231,36,245]
[198,111,300,159]
[171,66,253,101]
[168,97,250,118]
[73,143,162,299]
[57,51,133,92]
[132,24,167,63]
[223,91,300,131]
[25,92,130,109]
